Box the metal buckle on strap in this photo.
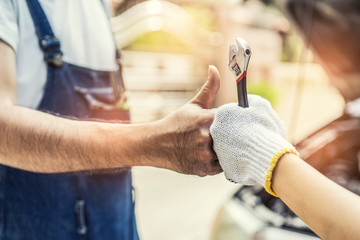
[39,35,63,67]
[40,35,60,51]
[45,53,63,67]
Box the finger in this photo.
[197,159,222,177]
[190,65,220,109]
[208,160,223,175]
[207,141,223,175]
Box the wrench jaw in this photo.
[228,38,252,108]
[228,39,251,79]
[235,38,251,72]
[228,45,242,79]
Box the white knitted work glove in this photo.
[210,95,298,196]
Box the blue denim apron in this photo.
[0,0,139,239]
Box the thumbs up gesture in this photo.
[153,66,223,176]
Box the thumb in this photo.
[190,65,220,109]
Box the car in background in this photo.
[211,0,360,239]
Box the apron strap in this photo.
[25,0,127,97]
[25,0,123,71]
[25,0,64,67]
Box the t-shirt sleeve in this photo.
[0,0,18,52]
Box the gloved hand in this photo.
[210,95,298,196]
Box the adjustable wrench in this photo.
[228,38,251,108]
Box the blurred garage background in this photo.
[109,0,359,239]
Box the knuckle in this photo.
[197,112,214,126]
[199,129,211,142]
[206,164,223,176]
[193,132,211,148]
[194,162,211,177]
[198,149,214,163]
[186,148,219,177]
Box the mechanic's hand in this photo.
[155,66,222,177]
[210,95,297,188]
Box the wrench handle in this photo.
[236,72,249,108]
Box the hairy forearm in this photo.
[272,154,360,240]
[0,103,162,173]
[0,40,221,175]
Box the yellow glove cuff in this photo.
[264,148,299,197]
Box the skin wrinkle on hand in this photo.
[148,103,221,176]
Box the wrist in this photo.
[270,152,300,196]
[98,121,165,169]
[142,119,180,170]
[238,130,296,186]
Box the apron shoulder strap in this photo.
[25,0,63,67]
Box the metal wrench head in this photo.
[228,38,252,79]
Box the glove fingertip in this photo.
[223,171,239,184]
[226,177,238,184]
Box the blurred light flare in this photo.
[146,0,164,31]
[208,32,224,47]
[147,16,164,31]
[146,0,162,15]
